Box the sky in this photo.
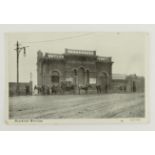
[7,32,147,85]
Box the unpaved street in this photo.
[9,93,145,119]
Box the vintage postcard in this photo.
[6,32,149,124]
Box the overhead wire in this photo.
[21,32,95,44]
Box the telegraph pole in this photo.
[15,41,29,95]
[16,41,19,86]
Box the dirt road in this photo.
[9,93,145,119]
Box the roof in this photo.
[39,49,112,63]
[112,74,127,80]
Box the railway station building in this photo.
[37,48,113,91]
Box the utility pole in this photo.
[15,41,29,95]
[16,41,19,87]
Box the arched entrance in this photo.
[98,72,108,92]
[51,71,60,86]
[78,67,85,86]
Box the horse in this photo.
[60,81,75,94]
[51,85,59,94]
[96,84,108,94]
[78,84,92,94]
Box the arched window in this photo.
[78,67,85,86]
[46,64,50,74]
[74,69,77,76]
[51,71,60,84]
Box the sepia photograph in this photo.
[6,32,148,124]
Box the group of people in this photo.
[34,85,61,95]
[33,82,109,95]
[33,82,76,95]
[119,85,127,92]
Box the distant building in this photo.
[126,74,145,92]
[37,48,113,91]
[112,74,128,92]
[112,74,145,93]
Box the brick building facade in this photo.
[37,48,113,90]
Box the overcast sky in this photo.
[7,32,147,85]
